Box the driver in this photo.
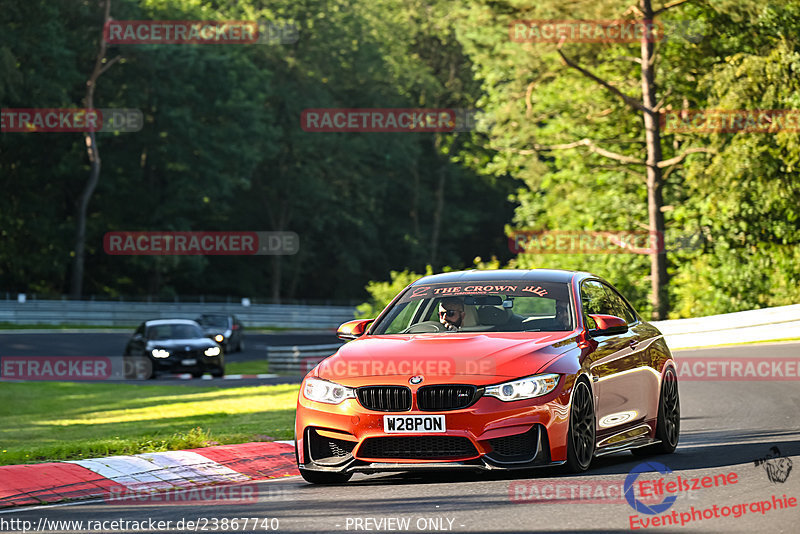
[438,297,465,331]
[554,300,571,330]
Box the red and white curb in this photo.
[0,441,298,508]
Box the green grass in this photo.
[225,361,272,375]
[0,381,299,466]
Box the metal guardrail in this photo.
[260,304,800,370]
[652,303,800,349]
[0,300,356,329]
[266,343,343,373]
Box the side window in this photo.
[602,285,637,324]
[382,301,420,334]
[581,280,615,328]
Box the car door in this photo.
[580,280,644,444]
[602,284,661,424]
[126,323,146,356]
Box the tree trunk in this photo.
[640,0,668,319]
[270,254,283,303]
[430,163,446,267]
[410,161,420,240]
[69,0,118,299]
[267,181,291,303]
[70,129,101,299]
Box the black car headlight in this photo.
[204,346,221,357]
[151,349,170,359]
[484,374,560,401]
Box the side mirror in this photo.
[587,314,628,337]
[337,319,373,340]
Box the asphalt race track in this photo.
[0,330,338,387]
[0,341,798,533]
[0,331,338,361]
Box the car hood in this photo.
[314,332,578,387]
[146,338,217,351]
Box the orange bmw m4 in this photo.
[295,269,679,484]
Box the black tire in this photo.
[124,355,154,380]
[211,367,224,378]
[299,468,353,484]
[632,367,680,456]
[123,355,135,379]
[564,379,596,473]
[191,371,204,379]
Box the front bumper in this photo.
[151,354,223,373]
[296,390,572,474]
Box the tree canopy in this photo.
[2,0,797,317]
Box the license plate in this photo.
[182,358,197,365]
[383,415,445,433]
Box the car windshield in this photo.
[371,280,574,334]
[147,323,204,340]
[198,315,228,327]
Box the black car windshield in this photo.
[147,324,204,340]
[371,281,574,334]
[198,315,228,327]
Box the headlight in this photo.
[204,346,221,357]
[484,374,560,401]
[303,378,356,404]
[214,334,224,343]
[152,349,170,359]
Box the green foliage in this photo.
[450,0,800,317]
[2,0,798,317]
[355,266,434,319]
[0,0,513,302]
[355,256,512,318]
[668,5,800,316]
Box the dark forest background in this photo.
[2,0,798,319]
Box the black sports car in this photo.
[124,319,225,379]
[195,313,245,352]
